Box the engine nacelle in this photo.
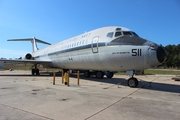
[25,53,32,59]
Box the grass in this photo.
[3,64,33,70]
[3,63,62,73]
[2,64,180,75]
[115,69,180,75]
[144,69,180,75]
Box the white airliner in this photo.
[0,26,166,87]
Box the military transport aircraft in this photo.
[0,26,167,87]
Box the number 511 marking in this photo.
[132,49,142,56]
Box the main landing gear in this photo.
[31,64,40,75]
[105,71,114,78]
[127,70,139,88]
[83,71,114,79]
[95,71,104,79]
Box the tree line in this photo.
[160,44,180,68]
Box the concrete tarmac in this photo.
[0,70,180,120]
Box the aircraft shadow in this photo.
[0,71,179,94]
[0,71,62,77]
[70,74,180,94]
[138,80,180,94]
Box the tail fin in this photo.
[7,37,51,52]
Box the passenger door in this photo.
[92,36,99,53]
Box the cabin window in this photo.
[115,32,122,37]
[123,31,132,35]
[107,32,114,38]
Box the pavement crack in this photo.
[84,88,140,120]
[139,76,160,88]
[0,103,54,120]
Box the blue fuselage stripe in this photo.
[34,43,106,58]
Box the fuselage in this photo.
[32,26,166,72]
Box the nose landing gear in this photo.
[127,77,139,87]
[126,70,139,87]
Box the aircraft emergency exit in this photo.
[0,26,167,87]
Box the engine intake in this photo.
[25,53,32,59]
[156,47,167,63]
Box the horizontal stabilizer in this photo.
[7,37,51,45]
[7,37,51,52]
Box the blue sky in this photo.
[0,0,180,58]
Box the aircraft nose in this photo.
[156,46,167,63]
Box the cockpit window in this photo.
[131,31,139,37]
[116,28,121,31]
[115,32,122,37]
[107,32,114,38]
[108,30,145,45]
[123,31,132,35]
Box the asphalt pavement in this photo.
[0,70,180,120]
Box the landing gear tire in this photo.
[84,71,90,78]
[36,69,39,75]
[127,78,139,88]
[106,72,114,78]
[32,69,35,75]
[96,71,104,79]
[31,69,39,75]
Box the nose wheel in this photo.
[127,77,139,87]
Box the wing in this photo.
[0,59,52,64]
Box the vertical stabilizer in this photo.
[7,37,51,52]
[32,37,38,52]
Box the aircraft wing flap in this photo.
[0,59,52,64]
